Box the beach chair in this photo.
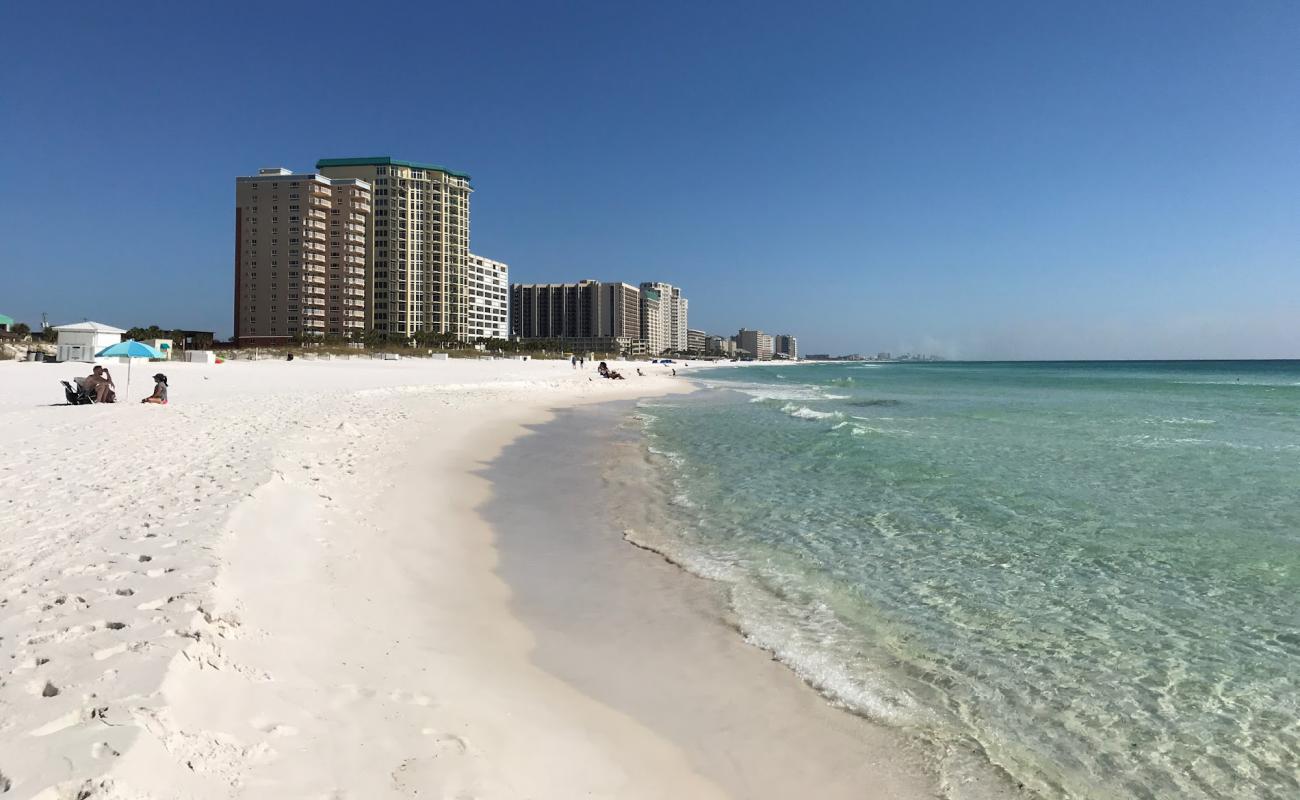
[60,379,95,405]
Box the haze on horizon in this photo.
[1,1,1296,360]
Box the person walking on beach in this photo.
[571,355,577,369]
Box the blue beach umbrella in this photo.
[95,339,164,402]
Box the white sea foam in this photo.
[739,385,829,402]
[646,445,686,467]
[781,403,842,421]
[1143,416,1216,426]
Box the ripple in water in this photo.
[641,361,1300,799]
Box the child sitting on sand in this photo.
[141,373,168,404]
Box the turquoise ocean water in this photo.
[634,361,1300,799]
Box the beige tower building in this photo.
[317,157,472,340]
[234,168,371,345]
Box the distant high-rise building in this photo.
[467,254,509,340]
[705,334,726,355]
[672,290,688,351]
[317,157,472,340]
[773,334,798,360]
[639,284,671,355]
[511,280,645,354]
[736,328,774,360]
[687,328,706,354]
[234,168,371,345]
[639,282,688,353]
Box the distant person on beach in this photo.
[571,355,577,369]
[672,368,677,376]
[141,373,168,404]
[83,365,116,403]
[580,357,585,369]
[637,368,644,376]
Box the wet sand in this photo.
[483,399,941,799]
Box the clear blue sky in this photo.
[2,1,1296,358]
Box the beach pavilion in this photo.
[53,320,125,362]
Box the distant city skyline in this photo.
[2,2,1297,358]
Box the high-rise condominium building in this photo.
[467,254,509,340]
[673,291,689,351]
[234,168,371,345]
[638,284,671,355]
[317,157,472,340]
[687,329,706,354]
[639,282,688,353]
[773,334,798,360]
[511,280,644,354]
[736,328,774,360]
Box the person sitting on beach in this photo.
[141,373,168,405]
[82,365,116,403]
[598,361,610,377]
[637,368,644,376]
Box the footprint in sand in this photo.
[30,708,81,737]
[250,717,300,738]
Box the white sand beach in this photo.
[0,356,932,799]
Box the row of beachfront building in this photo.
[233,156,795,358]
[508,281,794,359]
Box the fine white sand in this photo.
[1,357,727,799]
[0,355,927,800]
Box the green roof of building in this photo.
[0,313,14,326]
[316,157,471,182]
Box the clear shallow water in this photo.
[635,361,1300,799]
